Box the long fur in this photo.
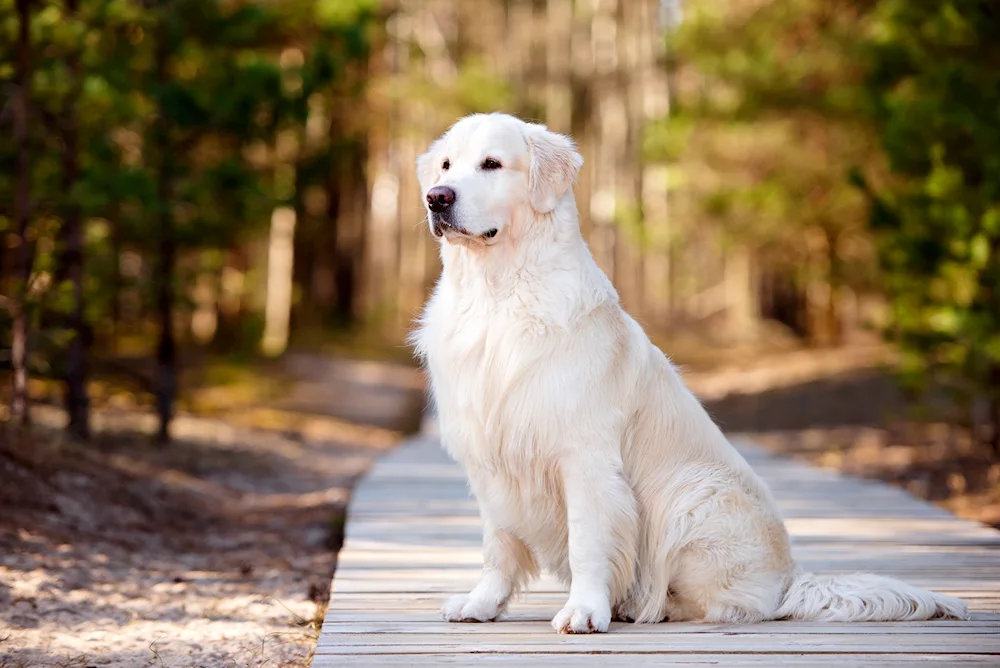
[411,112,968,633]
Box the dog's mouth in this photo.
[432,217,499,242]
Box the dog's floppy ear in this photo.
[416,138,443,194]
[524,123,584,213]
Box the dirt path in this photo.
[1,358,422,668]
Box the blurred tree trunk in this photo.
[801,226,842,347]
[61,0,90,439]
[617,0,643,311]
[545,0,572,133]
[725,248,757,342]
[291,172,317,327]
[152,12,177,443]
[987,236,1000,457]
[108,205,123,354]
[641,0,674,328]
[212,248,246,350]
[324,149,344,323]
[10,0,34,426]
[358,5,396,326]
[989,365,1000,458]
[822,224,842,346]
[332,45,370,326]
[330,141,366,325]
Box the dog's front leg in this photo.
[553,454,638,634]
[442,519,537,623]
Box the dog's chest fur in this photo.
[416,276,585,573]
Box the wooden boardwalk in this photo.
[317,431,1000,666]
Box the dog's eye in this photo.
[481,158,502,171]
[442,159,450,171]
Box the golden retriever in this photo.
[411,112,967,633]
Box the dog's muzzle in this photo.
[432,217,453,238]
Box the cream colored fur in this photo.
[411,113,968,634]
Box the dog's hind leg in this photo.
[665,520,792,624]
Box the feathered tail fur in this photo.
[776,571,968,621]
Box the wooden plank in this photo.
[321,434,1000,664]
[327,600,1000,621]
[324,610,1000,623]
[322,620,1000,635]
[315,632,1000,653]
[332,579,1000,596]
[312,654,1000,667]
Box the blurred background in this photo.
[2,0,999,467]
[1,1,999,664]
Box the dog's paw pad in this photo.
[552,600,611,634]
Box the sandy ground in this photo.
[0,407,401,668]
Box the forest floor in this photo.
[2,343,999,668]
[0,356,423,668]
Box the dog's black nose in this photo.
[426,186,456,213]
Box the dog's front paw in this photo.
[441,594,501,622]
[552,597,612,634]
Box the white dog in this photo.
[411,112,967,634]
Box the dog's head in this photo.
[416,113,583,245]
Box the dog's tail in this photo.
[775,571,968,621]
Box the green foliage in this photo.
[649,0,881,343]
[0,0,374,296]
[0,0,375,428]
[656,0,1000,424]
[860,1,1000,404]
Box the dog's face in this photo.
[417,113,583,245]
